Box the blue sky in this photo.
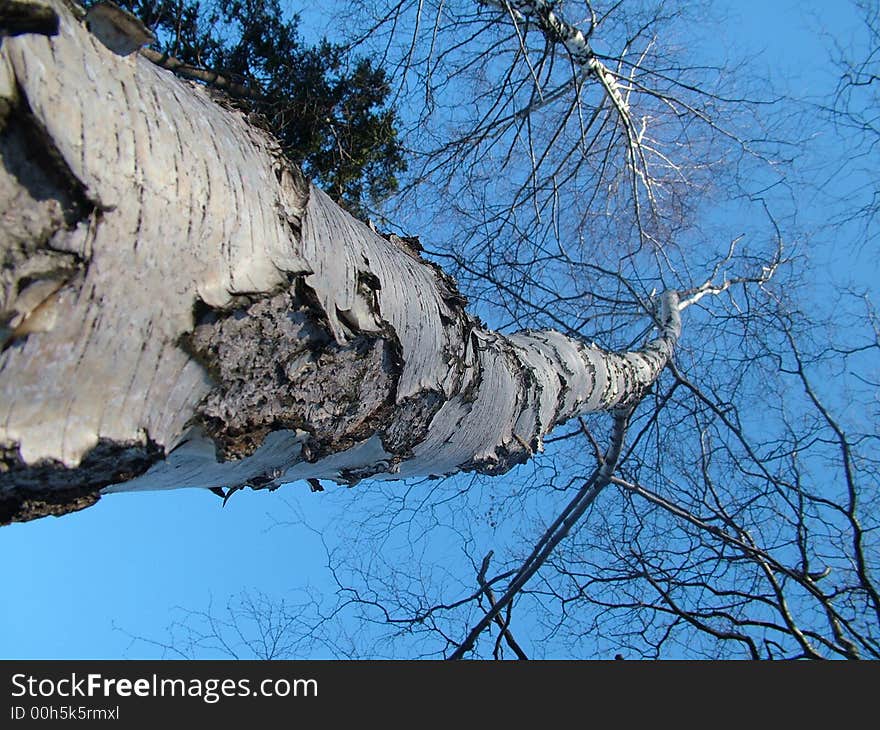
[1,484,336,657]
[1,0,874,659]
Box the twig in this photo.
[477,552,529,660]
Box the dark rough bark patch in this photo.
[0,437,164,525]
[84,2,154,57]
[0,91,91,343]
[338,462,391,487]
[380,389,444,457]
[466,441,533,477]
[271,155,309,241]
[184,285,403,462]
[0,87,94,228]
[222,466,286,496]
[0,1,60,37]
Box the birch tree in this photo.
[0,0,683,524]
[5,0,875,661]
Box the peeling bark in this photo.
[0,0,682,523]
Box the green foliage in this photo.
[107,0,406,214]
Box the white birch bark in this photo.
[0,0,681,522]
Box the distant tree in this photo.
[825,0,878,246]
[105,0,406,213]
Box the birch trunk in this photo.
[0,0,681,524]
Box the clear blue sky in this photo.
[0,0,872,659]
